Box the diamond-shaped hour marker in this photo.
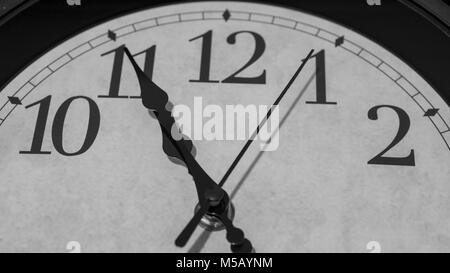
[222,9,231,22]
[335,36,344,47]
[424,108,439,117]
[8,96,22,105]
[108,30,117,41]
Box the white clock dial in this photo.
[0,2,449,252]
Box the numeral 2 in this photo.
[367,105,415,166]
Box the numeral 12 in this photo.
[189,30,266,84]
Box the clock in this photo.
[0,0,449,253]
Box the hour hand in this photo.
[122,47,196,164]
[147,104,197,166]
[122,46,221,203]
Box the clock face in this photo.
[0,1,449,253]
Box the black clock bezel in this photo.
[0,0,449,104]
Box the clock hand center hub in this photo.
[195,190,235,231]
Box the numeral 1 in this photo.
[19,96,52,154]
[306,50,337,105]
[189,30,219,83]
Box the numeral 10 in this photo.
[20,95,100,156]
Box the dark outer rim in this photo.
[0,0,449,105]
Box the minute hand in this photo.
[123,47,221,204]
[218,49,315,187]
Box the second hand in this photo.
[175,49,315,250]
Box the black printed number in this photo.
[306,50,337,105]
[20,95,100,156]
[367,105,415,166]
[189,30,266,84]
[99,45,156,99]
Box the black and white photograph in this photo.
[0,0,449,266]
